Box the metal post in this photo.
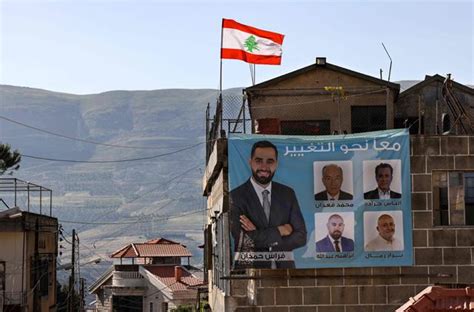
[14,179,17,206]
[50,191,52,217]
[68,229,76,312]
[27,183,30,212]
[40,189,42,215]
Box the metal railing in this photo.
[0,178,53,216]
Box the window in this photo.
[433,171,474,226]
[281,120,331,135]
[351,106,386,133]
[149,302,153,312]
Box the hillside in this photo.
[0,85,244,286]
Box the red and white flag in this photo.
[221,19,284,65]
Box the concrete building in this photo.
[0,178,57,312]
[202,59,474,311]
[89,238,204,312]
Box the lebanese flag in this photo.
[221,19,284,65]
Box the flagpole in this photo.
[219,19,224,135]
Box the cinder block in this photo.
[401,266,429,284]
[443,247,471,265]
[359,286,386,304]
[412,174,431,192]
[235,307,260,312]
[414,248,443,265]
[275,287,302,305]
[411,193,427,211]
[290,307,317,312]
[256,287,274,306]
[387,285,416,304]
[413,229,428,247]
[373,305,403,312]
[315,268,343,286]
[344,268,373,285]
[262,307,288,312]
[289,269,316,287]
[345,305,374,312]
[410,156,426,173]
[441,136,469,155]
[259,269,288,287]
[331,286,359,304]
[373,267,400,285]
[413,211,433,229]
[427,156,454,171]
[231,279,249,296]
[458,265,474,284]
[469,137,474,155]
[428,229,456,246]
[412,137,440,156]
[454,155,474,169]
[316,306,345,312]
[303,287,330,305]
[457,229,474,247]
[429,265,457,284]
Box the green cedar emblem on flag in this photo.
[244,35,260,52]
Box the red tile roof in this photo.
[397,286,474,311]
[143,265,204,291]
[110,238,192,258]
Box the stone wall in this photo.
[228,136,474,312]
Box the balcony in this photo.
[112,271,145,287]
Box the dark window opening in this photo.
[281,120,330,135]
[351,106,386,133]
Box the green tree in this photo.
[0,143,21,175]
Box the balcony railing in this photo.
[112,271,145,287]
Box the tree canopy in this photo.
[0,143,21,175]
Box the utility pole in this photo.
[80,278,85,312]
[68,229,76,312]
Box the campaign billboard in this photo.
[228,129,412,269]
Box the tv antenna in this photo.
[381,42,392,82]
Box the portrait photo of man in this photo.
[230,140,307,269]
[314,163,353,200]
[364,212,404,251]
[316,213,354,252]
[364,162,402,199]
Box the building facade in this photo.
[0,178,57,312]
[202,59,474,311]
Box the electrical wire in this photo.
[0,115,194,150]
[59,208,205,225]
[20,141,204,163]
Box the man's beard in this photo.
[330,231,342,240]
[252,169,274,185]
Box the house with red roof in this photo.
[89,238,204,312]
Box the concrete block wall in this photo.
[228,136,474,312]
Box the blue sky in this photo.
[0,0,472,94]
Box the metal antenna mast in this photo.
[382,42,393,82]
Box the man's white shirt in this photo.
[250,177,272,207]
[365,235,404,251]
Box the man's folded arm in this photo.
[276,192,307,251]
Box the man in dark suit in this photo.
[314,164,353,200]
[316,214,354,252]
[230,140,307,269]
[364,163,402,199]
